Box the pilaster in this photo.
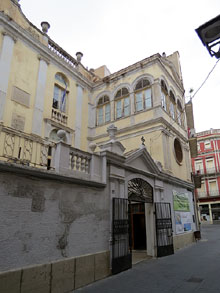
[32,56,49,136]
[74,84,84,148]
[0,31,16,120]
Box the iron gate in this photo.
[155,202,174,257]
[112,198,132,274]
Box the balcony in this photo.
[0,126,53,169]
[197,190,220,198]
[51,108,68,125]
[193,167,220,175]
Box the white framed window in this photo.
[161,92,167,111]
[97,95,111,125]
[177,99,183,126]
[195,160,203,173]
[206,158,215,173]
[208,179,218,196]
[204,140,211,149]
[114,87,130,119]
[53,73,68,113]
[161,80,168,111]
[134,78,152,112]
[169,102,175,119]
[198,181,206,198]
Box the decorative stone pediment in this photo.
[125,147,161,175]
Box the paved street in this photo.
[75,225,220,292]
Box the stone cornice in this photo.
[0,12,93,90]
[0,160,106,188]
[88,109,188,144]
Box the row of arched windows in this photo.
[96,77,184,127]
[161,80,184,127]
[97,77,152,126]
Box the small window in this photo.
[174,138,183,164]
[204,140,211,149]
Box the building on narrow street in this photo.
[0,0,198,291]
[192,129,220,223]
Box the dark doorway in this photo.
[130,202,146,250]
[133,213,146,250]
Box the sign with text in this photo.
[173,191,192,234]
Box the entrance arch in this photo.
[128,178,154,257]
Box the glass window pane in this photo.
[60,88,66,112]
[161,92,166,111]
[170,103,175,119]
[144,89,151,108]
[98,107,103,125]
[53,86,59,109]
[136,93,143,111]
[116,100,122,118]
[105,103,111,122]
[124,97,130,116]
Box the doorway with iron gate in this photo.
[111,178,154,274]
[128,178,154,265]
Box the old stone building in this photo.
[0,0,197,292]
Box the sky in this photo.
[20,0,220,133]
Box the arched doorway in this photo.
[111,178,154,274]
[128,178,153,261]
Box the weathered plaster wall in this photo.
[0,170,109,272]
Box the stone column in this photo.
[74,84,84,148]
[208,204,213,223]
[32,56,49,136]
[0,31,17,120]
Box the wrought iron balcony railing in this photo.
[197,190,220,198]
[193,167,220,175]
[0,127,54,169]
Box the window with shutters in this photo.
[134,78,152,112]
[206,158,215,173]
[195,160,204,173]
[209,180,218,196]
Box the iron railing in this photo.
[0,127,54,169]
[193,167,220,175]
[197,190,220,198]
[48,39,77,68]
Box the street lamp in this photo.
[196,14,220,58]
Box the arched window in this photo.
[134,78,152,112]
[177,99,183,126]
[169,90,176,120]
[161,80,168,111]
[114,87,130,119]
[53,73,68,113]
[97,95,111,125]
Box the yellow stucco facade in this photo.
[0,0,192,182]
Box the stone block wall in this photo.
[0,251,110,293]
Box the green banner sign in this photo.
[173,192,190,212]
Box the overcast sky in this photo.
[20,0,220,133]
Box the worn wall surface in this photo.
[0,169,109,272]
